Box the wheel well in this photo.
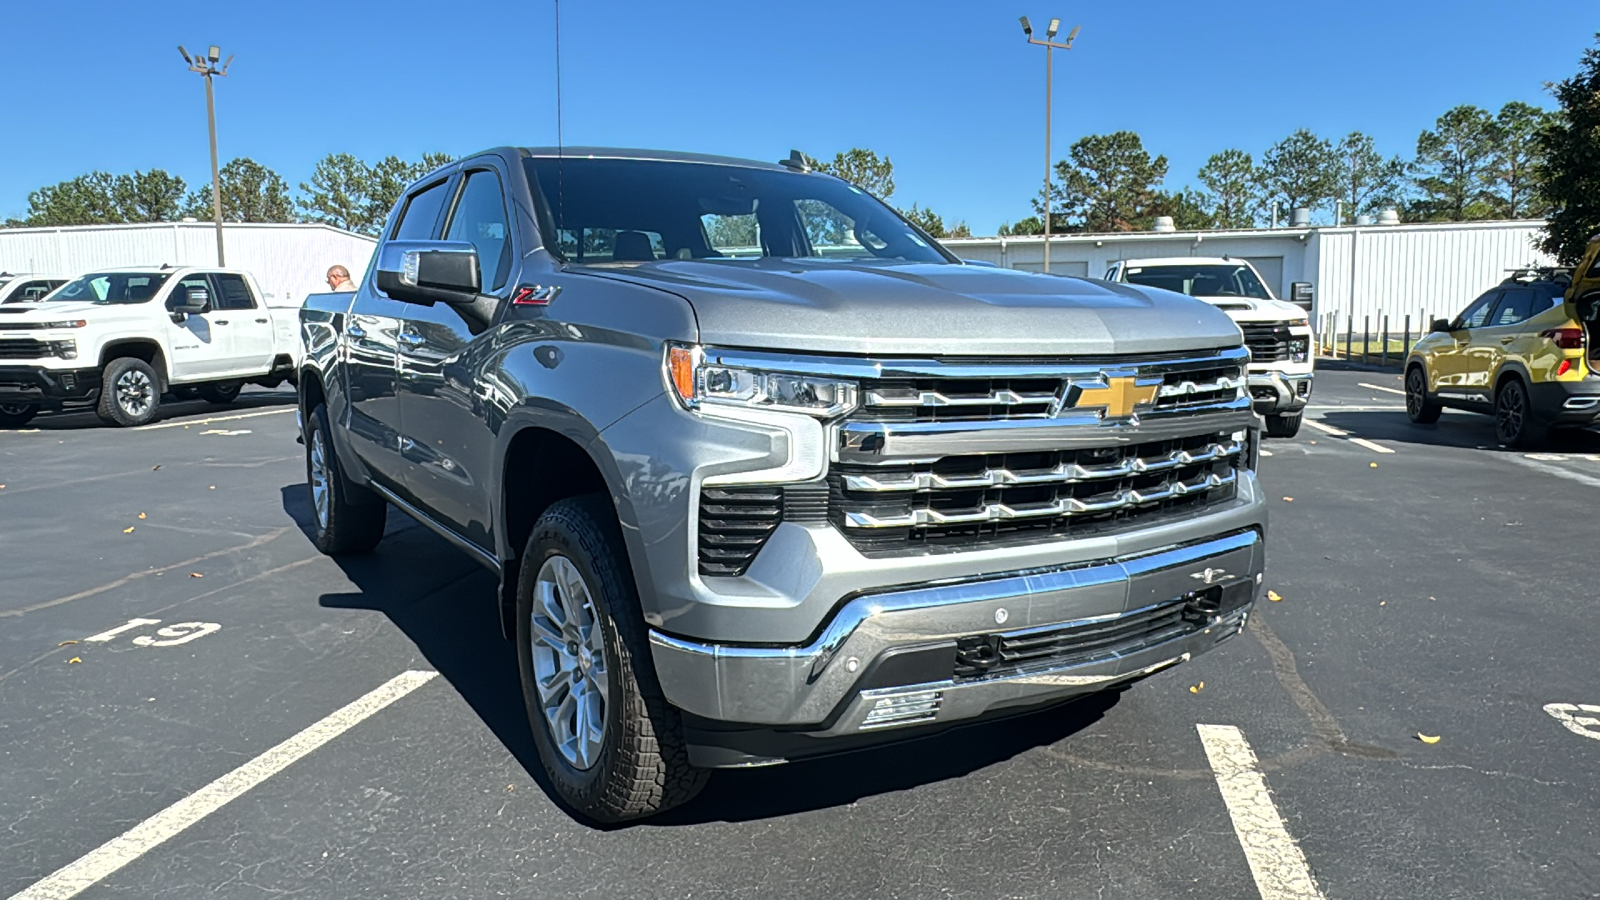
[498,427,610,636]
[100,341,168,389]
[1494,368,1526,396]
[298,369,326,418]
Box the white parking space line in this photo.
[1506,454,1600,490]
[7,670,438,900]
[135,407,295,431]
[1357,382,1407,396]
[1348,437,1395,455]
[1196,724,1325,900]
[1303,419,1348,437]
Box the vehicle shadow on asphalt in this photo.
[280,484,1123,828]
[1316,410,1600,453]
[26,390,296,431]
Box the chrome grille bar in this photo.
[841,440,1242,493]
[842,471,1238,529]
[864,387,1058,408]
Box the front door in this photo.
[161,273,233,382]
[1430,289,1500,400]
[395,166,514,549]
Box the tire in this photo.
[198,381,243,405]
[0,402,38,428]
[1494,377,1547,449]
[304,403,387,554]
[96,357,161,427]
[1405,365,1442,424]
[516,494,708,823]
[1265,412,1303,438]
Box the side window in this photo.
[1488,289,1536,327]
[15,280,55,302]
[444,170,512,290]
[170,274,214,311]
[392,179,451,242]
[1458,291,1500,329]
[211,274,256,310]
[1105,266,1119,280]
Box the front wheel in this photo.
[516,495,707,823]
[198,381,243,405]
[1405,366,1442,424]
[0,402,37,428]
[304,404,387,554]
[1265,412,1302,438]
[96,358,161,427]
[1495,378,1546,448]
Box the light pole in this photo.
[179,44,233,266]
[1019,16,1078,274]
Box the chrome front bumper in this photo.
[649,529,1263,732]
[1248,371,1312,414]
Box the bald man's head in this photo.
[326,265,354,290]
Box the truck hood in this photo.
[1193,296,1308,325]
[0,301,141,323]
[582,259,1243,356]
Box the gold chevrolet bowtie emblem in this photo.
[1070,376,1160,419]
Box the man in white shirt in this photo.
[326,265,356,292]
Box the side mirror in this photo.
[374,240,481,306]
[169,287,209,320]
[1429,318,1453,333]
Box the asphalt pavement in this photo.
[1,372,1597,899]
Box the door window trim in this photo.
[441,164,515,293]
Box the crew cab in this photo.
[299,147,1268,822]
[0,273,72,304]
[1105,257,1314,437]
[0,266,298,428]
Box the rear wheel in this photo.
[0,403,37,428]
[516,495,707,823]
[305,404,387,554]
[1494,378,1546,448]
[1265,412,1302,438]
[198,381,243,405]
[1405,365,1442,424]
[96,358,161,427]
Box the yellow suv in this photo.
[1405,252,1600,447]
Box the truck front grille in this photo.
[1240,323,1291,363]
[0,339,49,359]
[831,431,1242,553]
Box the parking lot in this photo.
[1,367,1597,900]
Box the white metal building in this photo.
[0,222,377,308]
[942,219,1554,336]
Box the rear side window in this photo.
[211,274,256,310]
[444,170,512,290]
[1488,289,1537,326]
[393,179,451,241]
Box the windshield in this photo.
[48,272,171,305]
[524,157,951,264]
[1124,264,1272,300]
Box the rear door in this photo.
[394,164,515,547]
[1475,288,1540,386]
[209,273,275,376]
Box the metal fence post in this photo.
[1403,315,1411,358]
[1362,315,1370,363]
[1345,315,1353,361]
[1381,315,1389,366]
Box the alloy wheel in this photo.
[1405,369,1425,418]
[308,427,331,531]
[1496,384,1525,443]
[529,555,608,770]
[117,369,153,417]
[0,403,29,416]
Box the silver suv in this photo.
[298,147,1268,821]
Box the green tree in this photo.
[1146,188,1215,230]
[945,220,972,239]
[297,153,376,233]
[1258,129,1339,222]
[1196,149,1259,228]
[113,169,188,223]
[1490,101,1555,219]
[998,216,1043,236]
[1410,105,1498,221]
[805,148,895,199]
[23,172,123,226]
[365,152,454,227]
[1042,131,1168,232]
[901,203,946,238]
[1333,132,1404,222]
[186,157,294,223]
[1538,34,1600,263]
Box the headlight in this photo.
[43,320,87,329]
[1286,316,1308,328]
[666,344,859,418]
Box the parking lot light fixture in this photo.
[179,44,232,266]
[1019,16,1080,274]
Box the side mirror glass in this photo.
[374,240,481,306]
[1429,318,1453,333]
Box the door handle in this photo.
[214,319,229,325]
[255,318,269,324]
[1500,337,1515,344]
[345,323,367,340]
[397,331,426,348]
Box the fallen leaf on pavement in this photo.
[151,465,161,471]
[1416,733,1441,744]
[1370,462,1379,468]
[208,485,216,490]
[138,512,147,519]
[57,640,77,647]
[67,657,81,664]
[1379,601,1387,606]
[123,527,135,534]
[1189,682,1205,693]
[1267,590,1283,602]
[189,572,204,578]
[1282,497,1294,502]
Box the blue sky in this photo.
[3,0,1593,232]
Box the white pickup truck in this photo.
[0,273,73,305]
[0,266,299,428]
[1105,256,1314,437]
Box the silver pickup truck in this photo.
[298,147,1267,822]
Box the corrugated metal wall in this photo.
[0,223,377,308]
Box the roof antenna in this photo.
[780,150,811,172]
[554,0,566,247]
